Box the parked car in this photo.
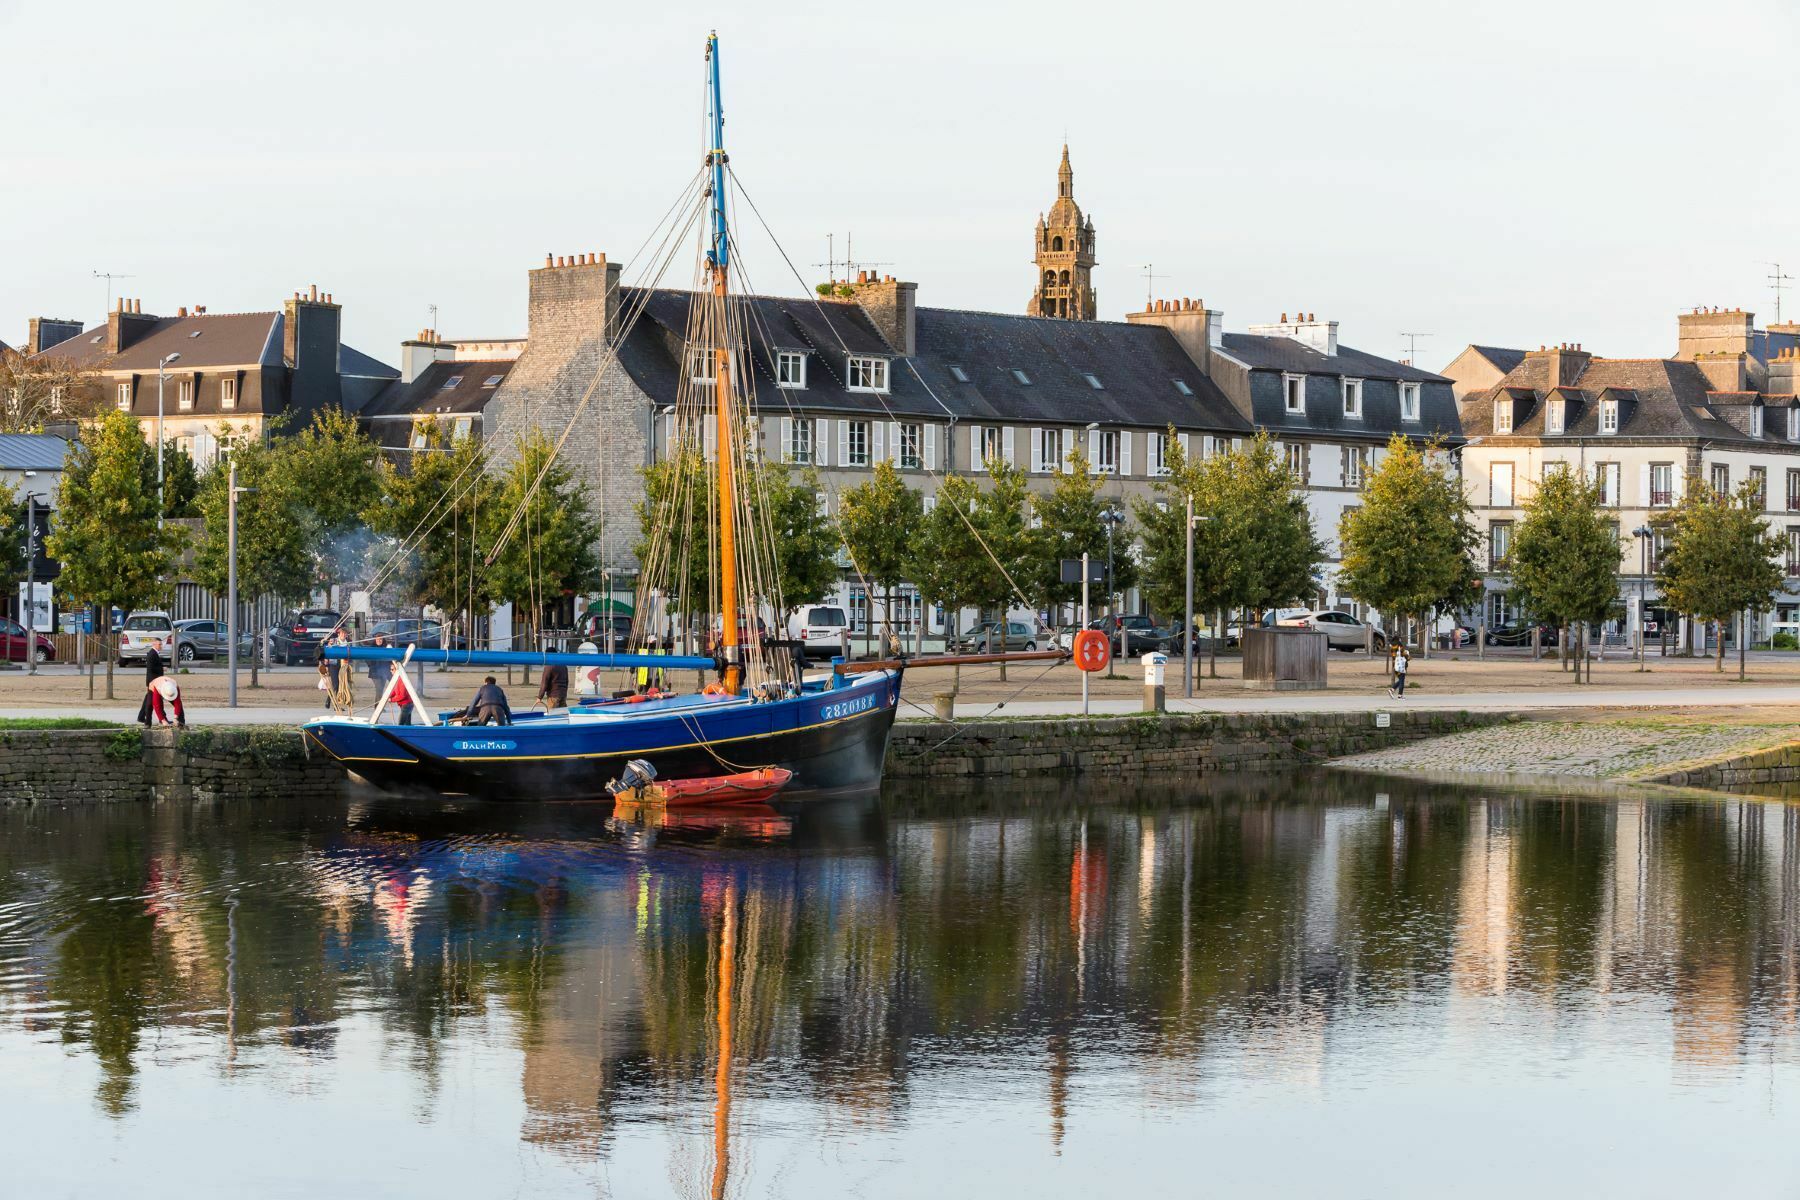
[950,620,1038,653]
[371,618,466,652]
[172,619,256,663]
[268,610,344,665]
[581,613,638,650]
[1486,622,1560,648]
[1162,620,1219,656]
[1278,609,1388,652]
[1103,614,1177,655]
[787,604,850,661]
[0,617,56,663]
[117,611,176,665]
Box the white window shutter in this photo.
[924,424,938,470]
[1065,429,1079,474]
[663,412,676,457]
[1672,468,1685,502]
[1002,426,1015,466]
[969,425,982,470]
[1181,432,1192,463]
[1086,427,1099,472]
[838,420,850,464]
[813,419,828,466]
[1638,463,1650,506]
[871,422,885,463]
[888,421,900,463]
[779,417,792,463]
[703,417,716,460]
[923,493,936,514]
[1030,428,1043,472]
[1120,431,1133,476]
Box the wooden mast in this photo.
[706,32,742,693]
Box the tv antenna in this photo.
[814,232,890,285]
[1398,331,1433,367]
[1769,262,1794,324]
[93,270,136,313]
[428,303,439,339]
[1141,264,1165,307]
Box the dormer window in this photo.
[116,382,131,410]
[688,349,718,385]
[1494,402,1513,434]
[177,380,193,411]
[1284,373,1306,414]
[221,378,236,410]
[848,355,889,393]
[1341,378,1364,419]
[1546,400,1564,434]
[1789,407,1800,442]
[1751,405,1765,438]
[1600,399,1619,434]
[1399,382,1421,422]
[776,350,807,389]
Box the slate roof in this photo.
[614,288,1249,432]
[1468,345,1528,373]
[362,360,514,420]
[34,312,396,380]
[1217,333,1446,383]
[338,343,400,379]
[0,433,69,471]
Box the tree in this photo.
[1507,464,1621,677]
[487,432,603,649]
[838,460,924,651]
[754,463,839,622]
[909,473,988,650]
[366,423,498,647]
[1655,476,1784,676]
[969,459,1037,622]
[634,447,716,630]
[1032,445,1137,616]
[191,439,314,686]
[1337,434,1480,651]
[0,349,106,432]
[0,495,25,598]
[44,410,182,698]
[157,439,201,519]
[282,408,385,598]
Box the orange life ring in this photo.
[1072,629,1111,673]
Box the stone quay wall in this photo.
[0,727,343,805]
[1645,740,1800,790]
[885,710,1505,780]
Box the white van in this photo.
[118,611,175,665]
[789,605,849,660]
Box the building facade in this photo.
[358,329,524,459]
[1029,147,1097,321]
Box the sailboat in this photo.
[300,34,904,801]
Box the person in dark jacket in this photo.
[136,639,166,726]
[537,662,569,712]
[461,676,512,726]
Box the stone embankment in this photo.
[0,727,342,804]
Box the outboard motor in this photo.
[605,758,659,798]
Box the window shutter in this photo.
[1671,467,1685,502]
[1065,429,1079,474]
[779,417,792,463]
[663,412,676,457]
[1638,463,1650,506]
[1030,428,1043,472]
[924,424,938,470]
[839,420,850,464]
[969,425,982,470]
[1086,427,1099,472]
[923,493,936,514]
[1002,426,1015,467]
[871,422,885,463]
[813,419,828,466]
[888,421,900,463]
[1120,431,1133,477]
[1181,432,1192,464]
[703,418,716,460]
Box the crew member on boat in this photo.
[458,676,513,726]
[537,661,569,712]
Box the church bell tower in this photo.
[1030,145,1097,320]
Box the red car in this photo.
[0,618,56,663]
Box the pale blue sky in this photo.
[2,0,1796,371]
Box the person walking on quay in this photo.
[1389,642,1411,698]
[537,660,569,712]
[317,628,354,715]
[459,676,512,726]
[136,637,166,726]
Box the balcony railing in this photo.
[1650,489,1673,506]
[1787,495,1800,512]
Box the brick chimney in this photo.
[849,274,918,356]
[283,285,344,412]
[400,328,457,384]
[1248,311,1338,356]
[1677,306,1754,359]
[105,298,159,355]
[25,317,83,355]
[1544,342,1591,388]
[527,252,621,346]
[1127,296,1224,374]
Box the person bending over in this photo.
[462,676,512,726]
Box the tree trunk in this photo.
[1716,620,1725,672]
[1739,608,1748,681]
[104,625,115,700]
[1419,612,1431,659]
[1209,608,1220,679]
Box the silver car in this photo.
[1278,609,1387,651]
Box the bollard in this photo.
[1477,622,1485,661]
[1142,651,1167,713]
[933,692,956,720]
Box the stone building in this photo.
[1450,307,1800,645]
[358,329,524,459]
[1029,146,1097,321]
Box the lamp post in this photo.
[1633,524,1652,671]
[155,352,181,523]
[22,488,46,676]
[1183,497,1214,700]
[226,450,256,708]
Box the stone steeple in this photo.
[1030,145,1097,320]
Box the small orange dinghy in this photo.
[605,759,793,807]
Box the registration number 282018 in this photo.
[821,694,878,721]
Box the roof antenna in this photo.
[93,269,136,316]
[1141,264,1165,308]
[1769,262,1794,324]
[1398,331,1433,367]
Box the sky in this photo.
[2,0,1797,372]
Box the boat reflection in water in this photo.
[9,774,1800,1196]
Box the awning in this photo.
[585,598,635,616]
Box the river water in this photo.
[4,773,1800,1197]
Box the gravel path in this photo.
[1332,719,1800,779]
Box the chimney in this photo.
[25,317,83,355]
[1541,343,1592,389]
[1128,297,1223,374]
[527,250,622,348]
[400,328,456,384]
[1246,312,1338,356]
[1677,306,1754,360]
[105,299,160,355]
[848,275,918,356]
[283,287,344,412]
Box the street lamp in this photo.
[1100,506,1125,616]
[1183,497,1214,699]
[155,352,181,523]
[226,447,256,707]
[21,483,48,676]
[1633,524,1653,671]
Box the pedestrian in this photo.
[148,674,186,726]
[459,675,512,726]
[327,629,354,715]
[136,638,166,726]
[383,670,414,725]
[537,660,569,712]
[367,633,393,692]
[1390,643,1411,698]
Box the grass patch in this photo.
[0,717,122,730]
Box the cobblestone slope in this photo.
[1331,718,1800,780]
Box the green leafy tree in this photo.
[0,495,25,597]
[488,432,603,649]
[1337,434,1480,650]
[44,410,182,698]
[838,460,924,651]
[1655,476,1785,676]
[156,440,201,519]
[754,464,839,621]
[191,440,315,685]
[366,423,498,647]
[282,408,385,596]
[1507,464,1621,676]
[1032,445,1137,615]
[969,459,1037,621]
[909,473,988,649]
[634,447,715,627]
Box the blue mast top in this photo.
[706,32,729,271]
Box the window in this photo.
[1596,461,1620,507]
[776,351,806,389]
[1488,591,1514,629]
[1284,374,1306,414]
[849,356,889,393]
[1207,436,1230,458]
[1083,373,1103,390]
[1149,432,1170,477]
[411,424,429,450]
[1790,408,1800,442]
[441,375,463,389]
[786,418,813,464]
[1341,378,1363,419]
[688,349,717,385]
[1094,430,1120,474]
[1546,400,1564,434]
[1343,446,1370,489]
[1494,402,1512,434]
[1488,520,1513,570]
[48,386,65,413]
[177,380,193,411]
[1787,468,1800,513]
[1710,463,1729,496]
[1750,466,1767,509]
[980,426,1002,464]
[1173,379,1194,397]
[482,374,504,388]
[1400,382,1421,422]
[1650,463,1674,507]
[1490,461,1515,506]
[1010,369,1032,386]
[220,377,236,409]
[1035,427,1064,473]
[949,366,970,383]
[1790,528,1800,577]
[846,421,870,467]
[1600,399,1619,434]
[1285,442,1307,480]
[452,416,474,440]
[116,382,131,410]
[1752,406,1765,438]
[897,422,922,469]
